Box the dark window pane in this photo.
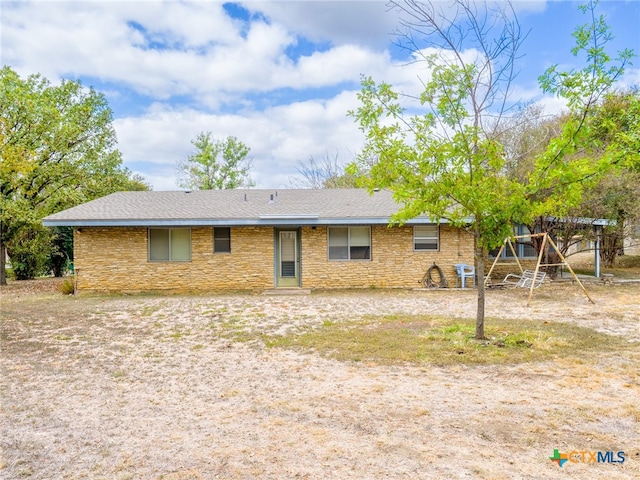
[414,225,439,250]
[214,238,231,253]
[281,261,296,277]
[350,246,370,259]
[214,227,231,253]
[522,243,536,258]
[415,241,437,250]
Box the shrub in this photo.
[47,227,74,277]
[60,276,75,295]
[6,226,51,280]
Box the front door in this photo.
[277,230,300,287]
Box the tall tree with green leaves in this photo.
[570,89,640,265]
[494,89,640,269]
[349,0,633,339]
[0,66,148,282]
[177,132,253,190]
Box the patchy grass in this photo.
[569,253,640,279]
[139,304,163,317]
[262,315,630,366]
[2,286,640,479]
[616,254,640,269]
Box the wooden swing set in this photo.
[484,232,595,306]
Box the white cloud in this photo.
[114,91,365,190]
[245,0,549,50]
[1,0,397,190]
[4,0,635,192]
[122,1,241,48]
[290,45,392,87]
[619,67,640,90]
[243,1,399,48]
[2,0,394,102]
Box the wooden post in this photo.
[484,237,524,286]
[507,237,524,274]
[484,241,506,285]
[546,235,595,304]
[527,234,547,306]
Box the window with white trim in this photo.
[328,226,371,260]
[149,228,191,262]
[414,225,439,251]
[213,227,231,253]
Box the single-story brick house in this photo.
[42,189,476,293]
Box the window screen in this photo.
[414,225,439,251]
[149,229,170,261]
[328,227,370,260]
[214,227,231,253]
[349,226,371,259]
[170,229,191,261]
[328,227,349,259]
[280,231,296,277]
[149,228,191,262]
[489,224,537,259]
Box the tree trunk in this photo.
[475,242,486,340]
[600,229,622,268]
[0,243,6,286]
[0,221,6,286]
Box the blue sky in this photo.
[2,0,639,190]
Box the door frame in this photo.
[274,228,301,287]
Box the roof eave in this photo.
[42,216,450,227]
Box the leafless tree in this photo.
[289,150,358,189]
[390,0,526,137]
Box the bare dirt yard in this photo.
[1,279,639,479]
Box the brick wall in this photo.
[74,226,274,293]
[73,224,475,292]
[301,225,474,288]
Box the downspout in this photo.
[594,225,601,278]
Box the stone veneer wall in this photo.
[74,224,475,292]
[300,225,474,289]
[74,226,274,292]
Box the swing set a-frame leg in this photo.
[546,236,595,304]
[487,232,595,306]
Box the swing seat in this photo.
[503,269,546,289]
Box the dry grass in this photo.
[1,280,640,479]
[569,253,640,278]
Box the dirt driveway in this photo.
[1,281,639,479]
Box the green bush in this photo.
[47,226,74,277]
[7,227,51,280]
[5,265,15,280]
